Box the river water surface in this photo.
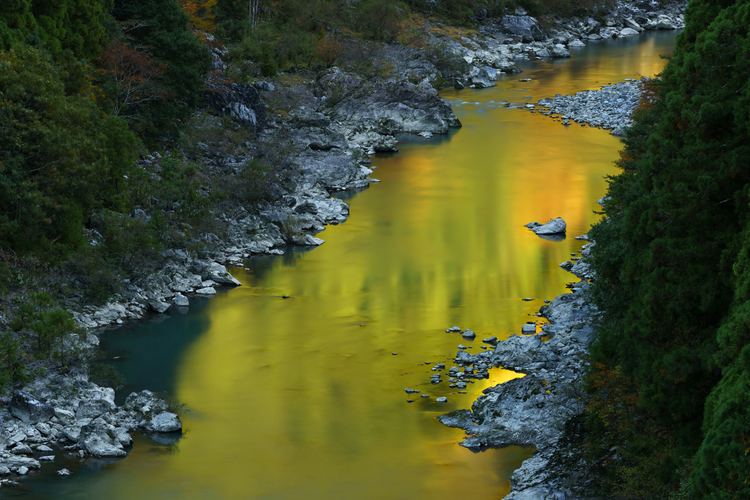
[16,31,677,499]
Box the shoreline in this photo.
[0,2,684,487]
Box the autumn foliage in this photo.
[97,39,172,119]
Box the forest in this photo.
[584,0,750,497]
[0,0,747,498]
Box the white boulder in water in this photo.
[524,217,567,235]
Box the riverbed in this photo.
[14,30,678,499]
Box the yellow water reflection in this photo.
[41,31,679,500]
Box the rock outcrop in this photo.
[439,239,598,498]
[0,383,183,476]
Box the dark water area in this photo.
[15,30,679,499]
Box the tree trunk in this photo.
[249,0,259,28]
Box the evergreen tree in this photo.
[588,0,750,489]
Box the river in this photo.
[14,30,678,499]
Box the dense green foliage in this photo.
[0,46,138,253]
[0,0,113,59]
[587,0,750,496]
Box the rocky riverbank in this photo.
[439,242,598,499]
[534,79,646,135]
[0,0,685,487]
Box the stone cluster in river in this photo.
[429,1,685,90]
[0,350,182,478]
[439,236,598,499]
[535,79,645,135]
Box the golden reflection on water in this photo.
[48,32,679,500]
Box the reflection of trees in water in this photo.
[244,245,315,281]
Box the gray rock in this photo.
[501,15,545,42]
[524,218,566,235]
[195,287,216,296]
[436,397,448,403]
[140,412,182,433]
[149,300,171,314]
[57,468,71,477]
[124,390,168,415]
[173,293,189,307]
[79,425,127,458]
[9,391,55,424]
[17,466,28,475]
[54,408,75,425]
[11,444,32,455]
[75,399,114,420]
[206,262,241,286]
[461,329,476,339]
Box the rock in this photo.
[568,39,585,47]
[521,324,537,334]
[141,412,182,433]
[57,468,71,477]
[195,287,216,296]
[445,326,463,333]
[124,390,168,415]
[79,425,127,458]
[54,408,75,425]
[62,426,82,442]
[75,399,114,420]
[501,15,545,42]
[483,336,498,345]
[206,262,241,286]
[35,444,53,453]
[113,427,133,447]
[148,300,170,314]
[524,218,566,235]
[17,466,28,475]
[620,27,639,36]
[39,456,55,462]
[461,329,476,339]
[405,388,420,394]
[438,409,474,428]
[0,466,10,475]
[203,82,265,131]
[436,397,448,403]
[11,444,32,455]
[173,293,189,307]
[9,391,55,424]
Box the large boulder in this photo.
[206,262,241,286]
[524,218,567,235]
[141,412,182,433]
[501,15,545,42]
[79,425,127,458]
[124,390,168,416]
[202,82,266,131]
[9,391,55,425]
[75,399,114,420]
[315,68,462,135]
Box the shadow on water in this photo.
[99,299,213,405]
